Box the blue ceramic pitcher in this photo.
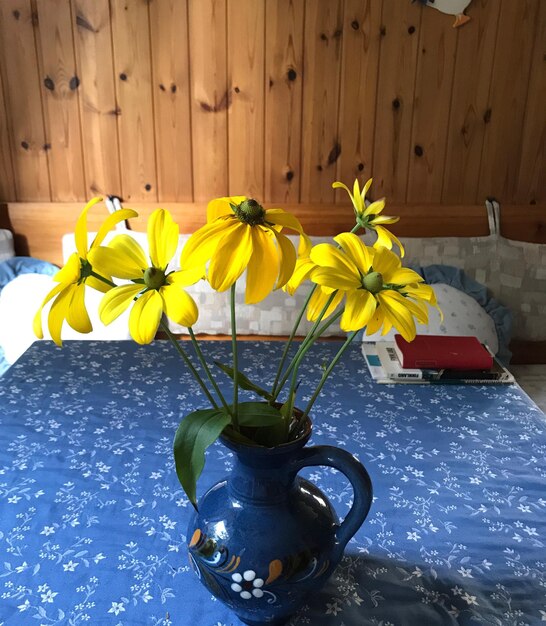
[187,420,373,625]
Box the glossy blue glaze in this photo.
[187,421,373,625]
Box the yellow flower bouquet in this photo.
[34,179,438,508]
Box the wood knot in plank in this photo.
[327,142,342,166]
[69,76,80,91]
[414,145,423,157]
[199,90,232,113]
[76,13,98,33]
[12,9,20,20]
[483,108,492,124]
[44,76,55,91]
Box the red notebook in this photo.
[394,335,494,371]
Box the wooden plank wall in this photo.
[0,0,544,206]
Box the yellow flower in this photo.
[181,196,309,304]
[333,178,405,256]
[283,234,344,321]
[92,209,203,345]
[33,197,137,346]
[310,233,437,341]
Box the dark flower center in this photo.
[363,271,383,294]
[232,199,266,226]
[144,267,166,290]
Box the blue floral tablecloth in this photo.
[1,340,545,626]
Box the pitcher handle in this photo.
[291,446,373,555]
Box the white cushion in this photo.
[362,282,499,353]
[0,274,131,364]
[0,229,15,262]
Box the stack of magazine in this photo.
[362,337,515,385]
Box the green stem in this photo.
[89,271,116,288]
[271,291,338,402]
[285,309,343,408]
[230,283,239,428]
[160,320,218,409]
[188,327,231,415]
[271,284,317,397]
[272,221,362,400]
[301,331,359,423]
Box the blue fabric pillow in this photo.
[0,257,58,293]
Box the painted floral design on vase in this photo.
[187,420,373,626]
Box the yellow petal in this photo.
[92,208,139,249]
[181,219,233,268]
[374,225,405,257]
[245,227,279,304]
[129,290,163,344]
[66,284,92,334]
[380,317,393,336]
[148,209,179,269]
[311,267,361,291]
[207,196,245,222]
[361,178,373,202]
[388,267,424,286]
[167,266,205,287]
[48,285,76,346]
[33,282,66,339]
[74,197,103,259]
[90,235,147,279]
[54,253,81,285]
[340,290,376,332]
[403,296,429,325]
[371,246,401,279]
[284,257,315,295]
[369,214,399,225]
[377,291,416,342]
[208,222,253,292]
[160,284,198,327]
[272,230,297,289]
[332,180,361,215]
[86,274,113,293]
[352,179,362,211]
[307,287,344,322]
[310,243,360,276]
[99,283,142,325]
[363,198,385,217]
[333,233,373,274]
[264,209,306,235]
[332,181,352,195]
[365,307,385,336]
[298,232,312,257]
[405,282,437,304]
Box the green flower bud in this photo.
[234,199,265,226]
[144,267,166,290]
[363,271,383,294]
